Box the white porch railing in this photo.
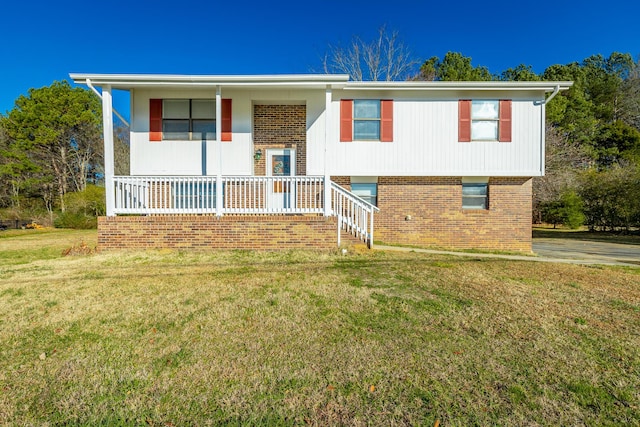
[331,182,380,247]
[112,175,379,246]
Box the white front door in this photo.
[266,149,296,210]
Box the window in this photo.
[471,100,499,140]
[163,99,215,141]
[458,99,511,142]
[149,98,232,142]
[462,183,488,210]
[350,177,378,206]
[354,100,381,140]
[340,99,393,142]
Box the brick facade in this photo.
[334,176,533,252]
[98,215,343,251]
[99,176,531,252]
[253,104,306,176]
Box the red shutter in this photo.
[340,99,353,142]
[499,99,512,142]
[380,100,393,142]
[458,100,471,142]
[149,99,162,142]
[221,98,232,141]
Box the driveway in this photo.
[376,238,640,268]
[533,238,640,267]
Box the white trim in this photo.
[350,176,378,184]
[69,73,572,93]
[461,176,489,184]
[101,85,115,216]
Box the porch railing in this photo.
[112,175,379,246]
[331,182,380,247]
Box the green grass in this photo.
[1,230,639,425]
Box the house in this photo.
[70,73,572,252]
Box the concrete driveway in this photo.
[533,238,640,267]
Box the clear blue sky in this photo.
[1,0,638,116]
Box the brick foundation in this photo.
[99,177,532,252]
[334,176,533,252]
[98,215,342,251]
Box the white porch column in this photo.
[323,86,332,216]
[215,86,223,216]
[101,84,115,216]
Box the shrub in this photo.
[541,190,585,229]
[54,185,105,229]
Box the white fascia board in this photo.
[342,81,573,92]
[366,171,543,177]
[69,74,350,90]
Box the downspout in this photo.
[538,84,560,177]
[542,84,561,104]
[86,79,130,127]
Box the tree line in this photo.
[0,81,128,227]
[1,31,639,231]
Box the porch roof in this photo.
[69,74,351,90]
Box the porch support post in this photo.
[216,86,223,216]
[323,86,332,216]
[101,84,115,216]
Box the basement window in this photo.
[462,181,488,210]
[350,177,378,207]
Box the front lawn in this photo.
[0,230,638,425]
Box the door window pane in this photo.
[271,155,291,176]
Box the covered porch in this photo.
[74,73,378,248]
[111,174,378,247]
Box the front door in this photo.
[267,149,295,210]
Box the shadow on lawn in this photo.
[533,227,640,246]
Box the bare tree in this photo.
[533,127,590,222]
[619,58,640,129]
[322,26,419,81]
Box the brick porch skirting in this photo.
[97,215,339,251]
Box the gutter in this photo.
[86,79,130,127]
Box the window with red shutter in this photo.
[460,99,512,142]
[342,99,394,142]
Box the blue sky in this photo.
[1,0,638,116]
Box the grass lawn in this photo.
[1,229,639,425]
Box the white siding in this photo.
[307,89,546,177]
[131,88,326,176]
[131,87,546,178]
